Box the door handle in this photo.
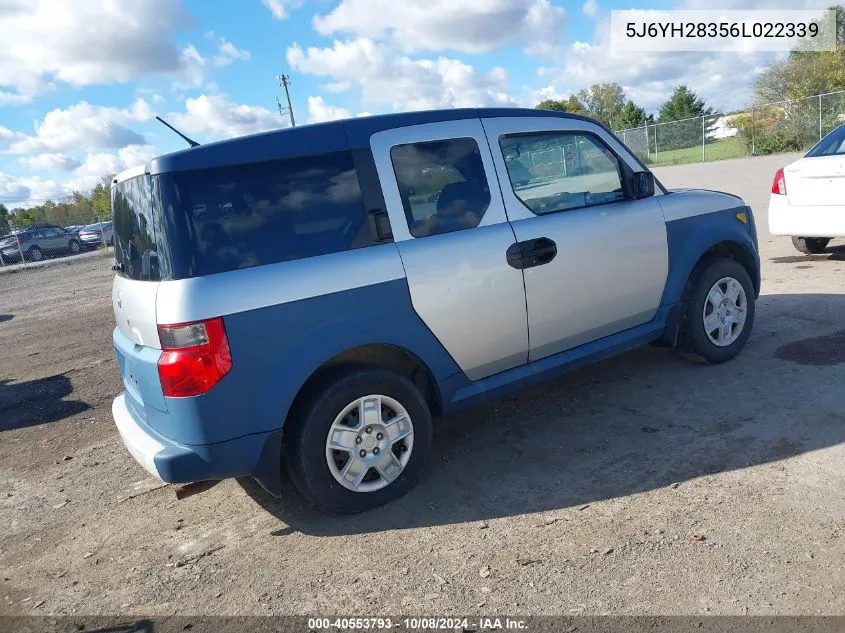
[506,237,557,269]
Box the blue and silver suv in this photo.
[110,108,760,514]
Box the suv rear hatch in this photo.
[111,169,168,428]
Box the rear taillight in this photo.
[157,318,232,397]
[772,168,786,195]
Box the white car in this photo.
[769,123,845,254]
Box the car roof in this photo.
[148,108,605,176]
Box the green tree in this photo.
[90,175,114,218]
[658,86,713,122]
[12,207,45,228]
[577,82,627,127]
[0,204,9,234]
[535,96,586,115]
[655,86,714,153]
[613,100,649,130]
[755,6,845,103]
[743,6,845,154]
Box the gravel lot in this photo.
[1,152,844,617]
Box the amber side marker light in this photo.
[736,211,748,224]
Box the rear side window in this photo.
[157,151,378,278]
[113,175,158,281]
[806,124,845,157]
[390,138,491,238]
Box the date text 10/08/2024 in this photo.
[307,617,530,630]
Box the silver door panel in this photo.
[509,203,667,362]
[394,224,529,380]
[370,120,529,381]
[481,116,669,361]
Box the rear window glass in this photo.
[112,175,158,281]
[157,151,378,278]
[390,138,491,238]
[806,124,845,157]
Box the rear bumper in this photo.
[112,393,281,493]
[768,195,845,237]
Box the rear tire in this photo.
[27,246,43,262]
[679,258,755,364]
[69,239,81,255]
[284,366,433,514]
[792,236,830,254]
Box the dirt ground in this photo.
[1,153,844,617]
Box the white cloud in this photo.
[7,100,154,155]
[176,45,209,89]
[19,153,82,172]
[118,144,158,169]
[321,81,352,93]
[525,0,836,115]
[540,14,787,113]
[526,84,571,105]
[288,38,517,111]
[56,145,157,193]
[306,96,354,123]
[261,0,301,20]
[0,0,191,103]
[174,38,249,89]
[169,94,284,140]
[312,0,565,55]
[0,172,63,208]
[0,126,26,152]
[582,0,597,18]
[213,39,251,68]
[64,153,123,191]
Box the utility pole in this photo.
[277,73,296,127]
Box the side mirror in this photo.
[632,171,655,199]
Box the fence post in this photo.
[819,93,823,141]
[98,215,106,250]
[13,225,26,268]
[655,125,659,163]
[751,106,755,155]
[702,115,706,162]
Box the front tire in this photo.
[284,367,433,514]
[679,258,755,364]
[69,239,81,255]
[792,236,830,254]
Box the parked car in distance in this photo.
[769,122,845,254]
[0,225,83,262]
[78,222,114,248]
[110,108,760,515]
[64,225,84,234]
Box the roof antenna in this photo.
[155,116,200,148]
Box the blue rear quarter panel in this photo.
[151,279,462,446]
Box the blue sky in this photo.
[0,0,827,208]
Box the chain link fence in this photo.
[616,89,845,167]
[0,215,114,269]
